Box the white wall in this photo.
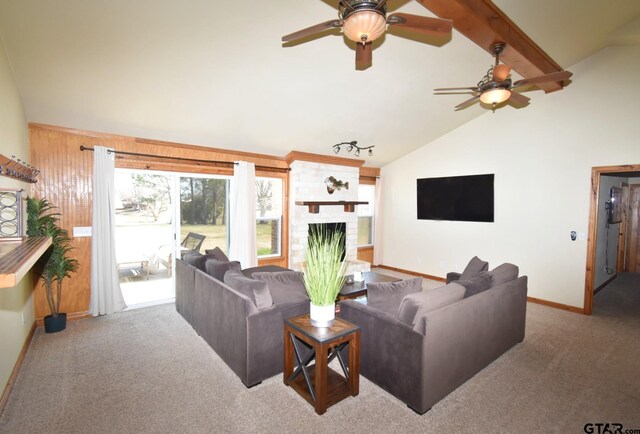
[594,176,626,288]
[379,45,640,309]
[0,39,33,394]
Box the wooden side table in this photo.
[283,314,360,415]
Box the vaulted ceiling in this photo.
[0,0,639,166]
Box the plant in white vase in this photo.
[302,226,346,327]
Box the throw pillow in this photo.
[224,269,273,310]
[183,251,207,271]
[367,277,422,317]
[205,247,229,262]
[488,263,519,286]
[456,272,493,298]
[204,259,241,282]
[459,256,489,280]
[252,271,309,304]
[397,283,466,326]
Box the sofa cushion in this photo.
[397,283,466,326]
[367,277,422,317]
[242,265,290,279]
[456,272,493,298]
[224,269,273,310]
[205,247,229,262]
[204,259,241,282]
[488,263,519,287]
[253,271,309,305]
[459,256,489,280]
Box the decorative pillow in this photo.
[397,283,466,325]
[205,247,229,262]
[367,277,422,317]
[459,256,489,280]
[253,271,309,304]
[456,272,493,298]
[488,263,519,287]
[205,259,241,282]
[183,251,207,271]
[223,269,273,310]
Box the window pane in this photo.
[358,184,375,216]
[256,178,283,257]
[180,177,229,254]
[256,218,281,256]
[358,216,373,246]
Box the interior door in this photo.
[625,184,640,272]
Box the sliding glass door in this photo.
[114,169,176,307]
[179,175,230,255]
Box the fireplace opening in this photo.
[308,222,346,262]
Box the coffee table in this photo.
[337,271,401,300]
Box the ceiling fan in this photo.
[282,0,452,70]
[434,42,573,111]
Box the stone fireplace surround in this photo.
[288,158,370,275]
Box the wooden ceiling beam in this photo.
[416,0,566,93]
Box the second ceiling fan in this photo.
[282,0,452,70]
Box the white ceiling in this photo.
[0,0,639,166]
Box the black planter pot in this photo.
[44,313,67,333]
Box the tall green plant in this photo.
[27,197,79,317]
[302,226,346,306]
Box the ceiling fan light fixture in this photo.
[342,10,387,43]
[480,88,511,105]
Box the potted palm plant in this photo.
[302,226,346,327]
[27,197,79,333]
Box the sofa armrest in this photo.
[245,300,309,386]
[416,275,528,412]
[339,300,425,409]
[446,271,461,284]
[193,270,258,384]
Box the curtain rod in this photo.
[79,146,290,173]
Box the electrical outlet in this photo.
[578,232,586,241]
[21,312,25,325]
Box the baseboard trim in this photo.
[35,310,91,327]
[376,265,446,282]
[593,275,617,296]
[0,321,37,417]
[527,296,585,315]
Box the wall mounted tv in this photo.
[417,174,494,222]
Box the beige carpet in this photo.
[1,274,639,433]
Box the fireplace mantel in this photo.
[296,201,368,214]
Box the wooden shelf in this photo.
[296,201,368,214]
[0,237,52,288]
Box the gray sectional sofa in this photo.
[175,255,309,387]
[340,262,527,414]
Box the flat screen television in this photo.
[417,174,494,222]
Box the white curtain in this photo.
[229,161,258,268]
[373,177,384,266]
[90,146,127,316]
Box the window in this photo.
[256,177,283,257]
[358,184,375,246]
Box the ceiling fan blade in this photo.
[282,19,342,43]
[512,70,573,87]
[454,95,480,110]
[387,13,452,36]
[508,91,531,106]
[493,64,511,81]
[434,86,478,91]
[355,42,373,70]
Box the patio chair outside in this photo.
[181,232,206,256]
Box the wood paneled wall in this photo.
[29,123,290,320]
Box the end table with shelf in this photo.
[283,314,360,415]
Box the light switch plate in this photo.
[73,226,92,237]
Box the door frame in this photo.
[584,164,640,315]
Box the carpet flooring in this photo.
[1,274,639,433]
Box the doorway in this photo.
[585,164,640,315]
